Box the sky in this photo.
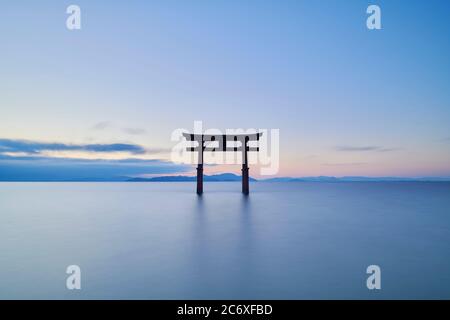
[1,0,450,179]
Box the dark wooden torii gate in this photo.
[182,132,262,195]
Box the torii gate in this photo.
[182,132,263,195]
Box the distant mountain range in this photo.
[128,174,450,182]
[1,172,449,182]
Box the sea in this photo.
[0,182,449,299]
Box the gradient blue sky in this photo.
[1,0,450,178]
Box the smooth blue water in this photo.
[0,182,449,299]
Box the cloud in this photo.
[0,138,180,180]
[335,145,399,152]
[0,154,191,181]
[91,121,113,130]
[0,139,147,155]
[91,121,147,136]
[83,143,146,154]
[123,127,147,135]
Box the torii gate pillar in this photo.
[197,138,204,195]
[242,163,249,195]
[197,164,203,195]
[241,136,250,195]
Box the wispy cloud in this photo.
[0,139,147,155]
[91,121,113,130]
[335,145,399,152]
[123,127,147,135]
[91,121,147,136]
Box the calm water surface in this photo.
[0,182,449,299]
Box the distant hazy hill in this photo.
[128,174,450,183]
[263,176,339,182]
[128,173,257,182]
[4,172,447,182]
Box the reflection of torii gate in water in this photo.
[182,132,263,195]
